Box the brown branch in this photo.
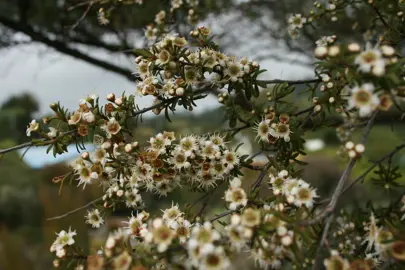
[251,162,272,192]
[258,78,321,86]
[0,130,76,155]
[47,197,103,221]
[307,111,378,267]
[311,215,334,270]
[210,208,241,223]
[0,15,138,82]
[70,2,94,30]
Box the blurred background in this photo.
[0,0,405,269]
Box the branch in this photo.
[257,78,320,86]
[0,142,33,155]
[0,130,76,155]
[0,15,138,82]
[47,197,103,221]
[340,143,405,197]
[251,162,272,192]
[311,215,334,270]
[210,208,241,223]
[307,111,378,267]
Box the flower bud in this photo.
[81,152,90,160]
[106,93,115,102]
[176,87,185,96]
[328,46,340,57]
[50,103,58,111]
[114,98,123,106]
[355,144,365,153]
[314,46,328,59]
[124,143,133,153]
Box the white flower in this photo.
[149,133,171,154]
[324,251,350,270]
[97,9,110,25]
[112,251,132,270]
[204,72,222,84]
[241,208,261,227]
[85,209,104,228]
[170,217,191,243]
[169,149,191,169]
[101,117,121,138]
[224,60,244,82]
[82,111,95,124]
[47,127,58,138]
[269,123,291,142]
[125,189,143,208]
[76,165,94,189]
[348,83,379,117]
[179,135,198,156]
[26,119,39,136]
[68,111,82,125]
[200,246,230,270]
[288,14,306,29]
[221,150,239,172]
[355,47,385,75]
[255,119,271,142]
[225,178,247,210]
[190,222,220,246]
[162,203,182,224]
[292,185,318,208]
[362,213,380,252]
[53,227,77,251]
[151,218,175,252]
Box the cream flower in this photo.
[288,14,307,29]
[255,119,271,142]
[47,127,58,138]
[270,122,291,142]
[225,60,244,82]
[101,117,121,138]
[151,218,175,252]
[292,185,318,208]
[52,227,77,251]
[68,111,82,125]
[26,119,39,136]
[85,209,104,228]
[348,83,379,117]
[225,178,247,210]
[323,250,350,270]
[241,208,261,227]
[112,251,132,270]
[355,47,385,75]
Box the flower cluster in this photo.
[268,169,318,208]
[72,131,240,213]
[134,29,261,112]
[255,113,292,143]
[50,228,77,259]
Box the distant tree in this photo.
[0,92,39,143]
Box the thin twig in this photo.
[0,142,33,155]
[294,106,315,117]
[0,130,76,155]
[47,197,103,221]
[70,2,93,30]
[340,143,405,197]
[258,79,321,86]
[311,215,334,270]
[251,162,272,192]
[210,208,240,223]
